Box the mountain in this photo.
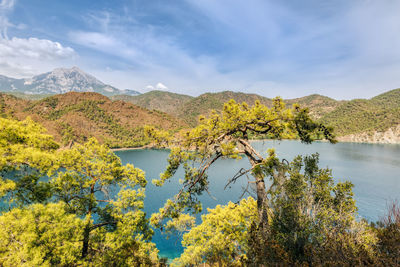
[0,92,187,148]
[319,89,400,143]
[177,91,272,126]
[113,89,400,143]
[111,91,194,118]
[285,94,344,119]
[116,91,273,126]
[115,90,340,126]
[0,67,141,96]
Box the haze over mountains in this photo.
[0,67,140,96]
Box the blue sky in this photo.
[0,0,400,99]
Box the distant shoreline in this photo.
[111,145,150,151]
[111,139,400,153]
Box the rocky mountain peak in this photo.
[0,67,140,96]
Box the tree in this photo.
[374,202,400,265]
[0,117,58,205]
[0,202,84,266]
[1,117,159,265]
[147,98,335,230]
[51,138,158,264]
[173,198,257,266]
[246,152,377,266]
[172,153,377,266]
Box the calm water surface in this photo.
[115,140,400,259]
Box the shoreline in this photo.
[111,145,153,151]
[111,139,400,152]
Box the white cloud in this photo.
[156,82,168,91]
[145,85,155,91]
[0,37,77,77]
[141,83,168,92]
[0,37,75,59]
[0,0,78,77]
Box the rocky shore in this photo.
[337,125,400,144]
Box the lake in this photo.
[115,140,400,259]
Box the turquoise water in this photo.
[115,140,400,259]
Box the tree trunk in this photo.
[81,221,91,258]
[255,173,268,226]
[240,138,269,228]
[82,181,95,259]
[247,155,269,228]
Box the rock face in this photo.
[338,125,400,144]
[0,67,141,96]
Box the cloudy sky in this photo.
[0,0,399,99]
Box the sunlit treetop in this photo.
[0,117,59,201]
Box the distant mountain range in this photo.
[113,89,400,143]
[0,67,141,96]
[112,91,343,126]
[1,67,399,144]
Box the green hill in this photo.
[113,90,273,126]
[18,88,399,144]
[115,90,342,127]
[177,91,272,126]
[3,92,54,100]
[320,89,400,137]
[285,94,344,119]
[111,90,193,118]
[0,92,187,148]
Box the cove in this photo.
[115,140,400,259]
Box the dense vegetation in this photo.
[0,98,399,266]
[117,89,400,139]
[3,88,400,144]
[0,117,159,265]
[0,92,187,148]
[320,89,400,136]
[112,91,194,118]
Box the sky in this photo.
[0,0,400,99]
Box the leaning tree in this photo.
[147,98,336,230]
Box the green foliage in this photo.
[52,138,157,263]
[112,90,194,118]
[149,98,335,229]
[173,198,257,266]
[0,117,58,202]
[320,89,400,136]
[0,202,84,266]
[247,152,377,266]
[373,202,400,265]
[0,118,160,265]
[45,99,151,148]
[178,91,272,127]
[59,122,78,145]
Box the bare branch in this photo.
[225,167,252,190]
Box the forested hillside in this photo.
[111,91,193,118]
[2,88,399,144]
[118,91,272,126]
[115,89,400,143]
[0,92,187,148]
[285,94,343,119]
[116,90,340,126]
[319,89,400,140]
